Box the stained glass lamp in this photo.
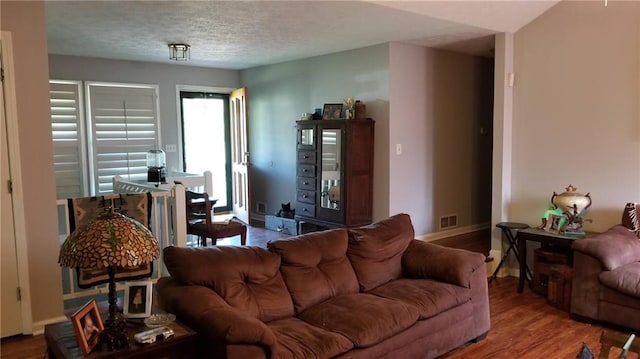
[58,208,159,350]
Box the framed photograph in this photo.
[322,103,343,120]
[123,281,153,318]
[70,299,104,355]
[545,214,564,234]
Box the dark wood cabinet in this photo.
[295,119,374,228]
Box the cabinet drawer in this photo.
[296,202,316,217]
[297,151,316,164]
[297,177,315,191]
[297,189,315,204]
[297,164,315,178]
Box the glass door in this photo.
[317,124,344,223]
[180,91,231,211]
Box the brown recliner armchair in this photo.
[185,190,247,246]
[571,203,640,331]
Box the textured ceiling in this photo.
[45,1,559,70]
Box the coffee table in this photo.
[45,308,196,359]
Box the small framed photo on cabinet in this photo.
[123,280,153,318]
[70,300,104,355]
[322,103,343,120]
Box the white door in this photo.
[0,40,23,337]
[230,88,250,224]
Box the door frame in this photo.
[174,85,235,173]
[1,31,33,334]
[178,90,233,212]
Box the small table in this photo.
[517,227,581,293]
[45,311,196,358]
[489,222,531,283]
[600,330,639,359]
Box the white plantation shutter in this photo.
[50,81,86,199]
[88,85,159,194]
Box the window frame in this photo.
[50,79,89,199]
[85,81,162,195]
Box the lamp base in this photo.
[100,317,129,351]
[101,266,129,350]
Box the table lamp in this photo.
[59,208,159,350]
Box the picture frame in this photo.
[123,280,153,318]
[545,214,564,234]
[322,103,343,120]
[70,299,104,355]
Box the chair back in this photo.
[185,190,213,226]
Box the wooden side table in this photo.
[45,315,196,359]
[517,227,581,294]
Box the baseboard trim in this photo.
[31,315,67,335]
[416,222,491,242]
[250,213,265,223]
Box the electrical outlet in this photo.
[396,144,402,155]
[165,144,177,153]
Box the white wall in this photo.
[240,44,390,219]
[511,1,640,232]
[389,43,493,236]
[48,55,240,172]
[1,1,62,326]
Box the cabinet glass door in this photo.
[297,125,315,149]
[320,128,341,210]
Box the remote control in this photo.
[134,326,174,344]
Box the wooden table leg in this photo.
[518,234,527,293]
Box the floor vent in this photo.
[256,201,267,215]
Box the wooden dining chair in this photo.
[185,190,247,246]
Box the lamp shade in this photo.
[59,210,159,270]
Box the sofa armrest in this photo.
[402,240,486,288]
[572,225,640,271]
[156,278,276,348]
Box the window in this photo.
[50,81,160,197]
[50,80,86,199]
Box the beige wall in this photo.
[240,45,390,221]
[389,43,493,236]
[511,1,640,232]
[1,1,63,324]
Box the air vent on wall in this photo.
[439,214,458,230]
[256,201,267,215]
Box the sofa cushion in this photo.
[572,225,640,271]
[268,229,359,313]
[347,214,415,291]
[267,317,353,359]
[163,246,294,322]
[367,278,470,320]
[621,202,640,239]
[298,293,420,348]
[599,262,640,298]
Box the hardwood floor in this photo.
[1,226,632,359]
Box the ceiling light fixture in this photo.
[168,43,190,61]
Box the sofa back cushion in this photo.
[163,246,294,322]
[347,214,415,291]
[268,229,359,313]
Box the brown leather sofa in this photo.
[571,221,640,331]
[157,214,490,358]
